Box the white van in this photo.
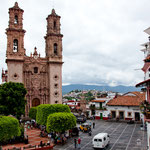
[92,133,110,149]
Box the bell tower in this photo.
[6,2,26,83]
[45,9,63,104]
[45,9,63,62]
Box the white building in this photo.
[106,92,145,121]
[88,93,116,120]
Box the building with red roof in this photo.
[107,92,145,121]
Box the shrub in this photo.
[52,104,71,113]
[36,104,71,125]
[29,107,37,120]
[46,112,76,133]
[0,116,21,143]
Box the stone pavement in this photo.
[54,120,147,150]
[2,128,52,150]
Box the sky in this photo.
[0,0,150,86]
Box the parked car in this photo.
[77,115,86,123]
[79,122,91,132]
[71,127,79,136]
[92,133,110,149]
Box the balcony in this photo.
[140,100,150,119]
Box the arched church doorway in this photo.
[32,98,40,107]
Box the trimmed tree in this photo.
[0,82,27,118]
[29,107,37,120]
[36,104,71,125]
[46,112,76,133]
[0,116,21,143]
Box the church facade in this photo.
[2,2,63,115]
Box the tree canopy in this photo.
[29,107,37,120]
[83,91,95,101]
[46,112,76,133]
[36,104,71,125]
[0,82,27,118]
[0,116,21,143]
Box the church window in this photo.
[55,92,58,96]
[14,15,18,24]
[54,75,59,80]
[13,73,19,80]
[54,43,58,55]
[13,39,18,52]
[34,67,38,73]
[55,100,58,104]
[54,91,59,97]
[54,21,56,30]
[54,83,58,88]
[14,74,17,78]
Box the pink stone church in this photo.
[2,2,63,115]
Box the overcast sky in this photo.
[0,0,150,86]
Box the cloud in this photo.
[0,0,148,86]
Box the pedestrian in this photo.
[40,141,43,147]
[48,133,51,142]
[47,140,50,146]
[89,122,92,127]
[93,122,95,129]
[74,138,77,149]
[78,137,81,149]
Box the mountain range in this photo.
[62,84,141,95]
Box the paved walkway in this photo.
[2,128,52,150]
[54,120,147,150]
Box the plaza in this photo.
[54,120,147,150]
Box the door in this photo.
[32,98,40,107]
[100,113,103,120]
[111,111,116,119]
[119,111,124,120]
[135,112,140,121]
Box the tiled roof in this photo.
[107,92,145,106]
[91,100,105,103]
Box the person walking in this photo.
[74,138,77,149]
[78,137,81,149]
[89,122,92,127]
[93,122,95,129]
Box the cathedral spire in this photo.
[51,9,57,16]
[45,9,63,61]
[6,2,26,59]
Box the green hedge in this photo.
[29,107,37,120]
[36,104,71,125]
[0,116,21,142]
[46,112,76,133]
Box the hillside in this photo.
[62,84,140,95]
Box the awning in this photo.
[136,79,150,87]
